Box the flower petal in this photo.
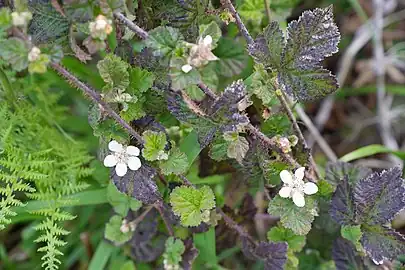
[127,156,142,171]
[294,167,306,181]
[103,155,117,167]
[109,140,123,152]
[304,182,318,195]
[203,35,213,46]
[126,146,140,156]
[292,191,305,207]
[181,64,193,73]
[115,162,128,177]
[206,52,218,61]
[280,170,293,184]
[279,186,292,198]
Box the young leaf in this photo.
[199,21,221,49]
[354,167,405,225]
[0,38,29,71]
[267,226,306,252]
[245,67,278,106]
[227,136,249,164]
[159,147,189,175]
[341,225,362,251]
[104,215,133,245]
[329,176,356,225]
[142,130,167,161]
[332,238,366,270]
[361,226,405,265]
[268,196,316,235]
[120,101,146,122]
[325,161,371,188]
[170,185,216,227]
[97,54,129,92]
[128,67,155,95]
[241,236,288,270]
[163,237,185,268]
[145,26,184,57]
[248,21,284,71]
[279,5,340,100]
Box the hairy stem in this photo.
[113,12,149,40]
[50,62,144,144]
[197,82,217,100]
[221,0,254,45]
[217,208,255,242]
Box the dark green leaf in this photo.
[325,161,371,188]
[267,226,306,252]
[145,26,184,57]
[0,38,28,71]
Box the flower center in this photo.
[114,151,129,164]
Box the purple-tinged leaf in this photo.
[325,161,371,188]
[210,80,247,115]
[354,167,405,225]
[332,238,366,270]
[180,238,199,270]
[248,21,285,71]
[330,176,356,225]
[241,236,288,270]
[129,208,159,244]
[130,234,167,262]
[111,164,161,204]
[279,5,340,101]
[361,226,405,265]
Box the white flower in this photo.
[89,15,113,40]
[120,219,136,233]
[279,167,318,207]
[103,140,142,177]
[187,35,218,68]
[28,47,41,62]
[181,64,193,73]
[11,11,32,26]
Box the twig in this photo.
[197,82,217,100]
[50,62,145,144]
[221,0,254,45]
[217,208,255,242]
[129,205,154,227]
[113,12,149,40]
[154,202,174,236]
[372,0,402,166]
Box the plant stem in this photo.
[50,62,145,144]
[197,82,217,100]
[221,0,254,45]
[154,201,174,236]
[217,208,255,242]
[113,12,149,40]
[264,0,272,22]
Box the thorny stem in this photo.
[220,0,254,45]
[113,12,149,40]
[50,62,145,144]
[197,82,217,100]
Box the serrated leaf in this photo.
[341,225,362,251]
[28,54,50,74]
[361,226,405,264]
[159,147,189,175]
[329,176,356,225]
[104,215,133,245]
[163,237,185,267]
[107,182,142,216]
[211,80,247,115]
[268,196,316,235]
[316,179,334,198]
[241,236,288,270]
[111,164,161,204]
[97,54,129,92]
[170,185,216,227]
[0,37,28,71]
[248,21,284,70]
[142,130,167,161]
[169,57,201,91]
[209,136,230,161]
[325,161,372,188]
[227,136,249,164]
[120,101,146,122]
[199,21,221,49]
[354,167,405,225]
[128,67,155,96]
[332,238,366,270]
[145,26,184,57]
[245,67,278,106]
[267,226,306,252]
[279,5,340,101]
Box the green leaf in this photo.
[316,179,334,198]
[341,225,362,251]
[159,147,189,175]
[268,196,316,235]
[179,130,201,167]
[28,54,50,74]
[120,101,146,122]
[193,227,218,265]
[227,136,249,164]
[245,66,278,106]
[163,237,185,267]
[339,144,405,162]
[209,136,230,161]
[0,8,12,30]
[97,54,129,92]
[107,183,142,217]
[0,38,29,71]
[213,38,248,77]
[104,215,133,245]
[142,130,167,161]
[145,26,184,57]
[170,185,216,227]
[248,21,285,71]
[199,21,221,49]
[267,226,306,252]
[88,241,117,270]
[170,57,201,91]
[128,67,155,96]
